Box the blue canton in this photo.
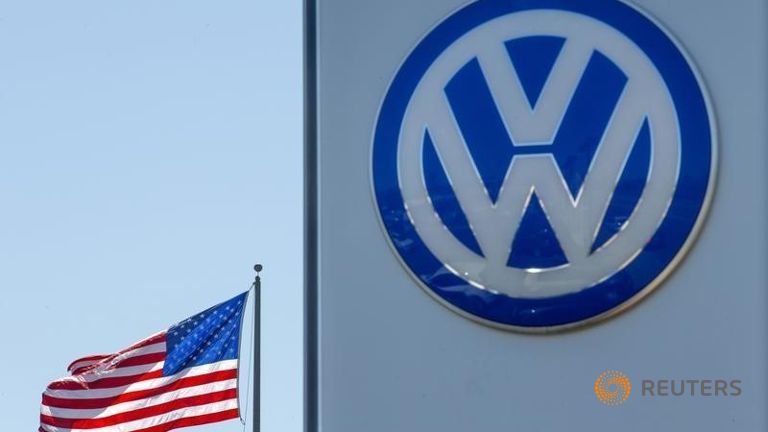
[163,292,249,376]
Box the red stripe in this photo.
[67,334,166,373]
[71,364,102,376]
[42,369,237,409]
[113,352,166,368]
[133,408,239,432]
[41,389,237,429]
[48,370,165,391]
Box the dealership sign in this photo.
[371,0,716,331]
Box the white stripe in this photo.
[80,342,166,375]
[67,358,109,374]
[52,343,167,388]
[40,399,238,432]
[96,342,166,368]
[119,342,165,357]
[84,362,165,382]
[66,332,166,374]
[44,360,238,399]
[42,379,237,419]
[62,342,166,377]
[60,362,167,386]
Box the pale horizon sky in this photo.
[0,1,303,431]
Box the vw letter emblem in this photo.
[372,0,716,331]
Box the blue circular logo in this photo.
[372,0,715,331]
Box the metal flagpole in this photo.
[252,264,262,432]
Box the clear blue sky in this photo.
[0,1,302,431]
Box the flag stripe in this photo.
[40,400,239,432]
[68,362,165,384]
[131,408,240,432]
[41,389,237,428]
[67,357,110,375]
[60,342,167,381]
[48,370,165,390]
[42,379,238,419]
[106,352,166,369]
[44,360,236,398]
[67,333,166,373]
[43,368,237,408]
[51,346,168,390]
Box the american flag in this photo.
[40,292,250,432]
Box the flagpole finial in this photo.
[253,264,263,289]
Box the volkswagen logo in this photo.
[372,0,716,331]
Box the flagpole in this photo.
[253,264,262,432]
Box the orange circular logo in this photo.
[595,370,631,405]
